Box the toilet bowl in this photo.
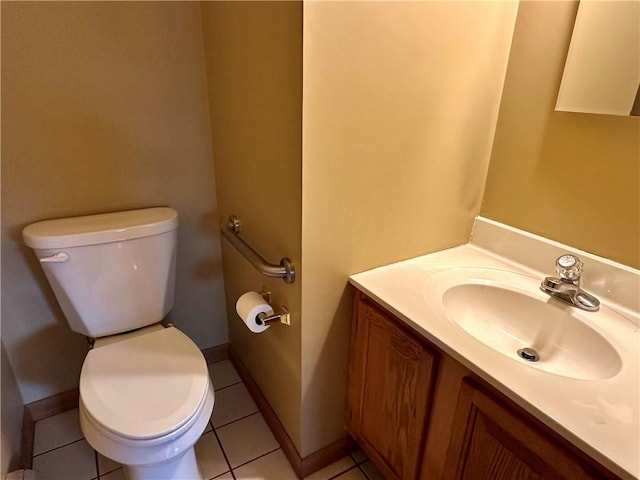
[22,207,214,479]
[79,325,214,480]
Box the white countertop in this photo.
[348,218,640,480]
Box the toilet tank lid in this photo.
[23,207,178,249]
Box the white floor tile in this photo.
[100,468,126,480]
[32,439,97,480]
[304,456,355,480]
[33,408,84,455]
[211,383,258,427]
[216,413,279,468]
[209,360,241,389]
[334,467,368,480]
[194,431,229,479]
[97,452,121,476]
[213,472,235,479]
[233,449,297,479]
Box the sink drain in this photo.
[517,347,540,362]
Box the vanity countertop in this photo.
[349,218,640,480]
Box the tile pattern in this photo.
[31,359,384,480]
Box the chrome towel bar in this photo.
[220,215,296,284]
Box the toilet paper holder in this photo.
[257,289,291,326]
[256,306,291,326]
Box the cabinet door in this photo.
[444,380,601,480]
[348,293,437,480]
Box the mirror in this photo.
[556,0,639,116]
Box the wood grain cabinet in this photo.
[443,380,603,480]
[347,292,438,480]
[347,290,619,480]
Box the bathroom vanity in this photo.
[347,218,639,480]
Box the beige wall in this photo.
[201,1,517,457]
[481,1,640,269]
[1,2,227,403]
[301,1,518,455]
[200,2,304,451]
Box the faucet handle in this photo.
[555,254,583,282]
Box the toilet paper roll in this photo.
[236,291,274,334]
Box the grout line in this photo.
[230,446,281,471]
[206,358,232,367]
[210,380,243,392]
[327,464,361,480]
[357,463,372,480]
[212,410,261,430]
[32,437,86,458]
[212,472,233,480]
[212,425,236,480]
[94,449,100,479]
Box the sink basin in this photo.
[424,268,623,380]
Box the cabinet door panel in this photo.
[348,295,437,480]
[444,380,599,480]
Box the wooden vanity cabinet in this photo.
[347,290,620,480]
[442,380,603,480]
[347,291,438,480]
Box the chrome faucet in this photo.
[540,254,600,311]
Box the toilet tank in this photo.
[23,207,178,338]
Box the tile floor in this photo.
[31,359,385,480]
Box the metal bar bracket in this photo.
[221,215,296,283]
[256,306,291,326]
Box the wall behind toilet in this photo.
[1,2,228,404]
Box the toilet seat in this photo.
[80,326,210,441]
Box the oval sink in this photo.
[425,268,623,380]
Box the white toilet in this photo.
[23,207,214,480]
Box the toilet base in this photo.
[124,447,202,480]
[80,379,214,480]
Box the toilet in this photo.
[23,207,214,480]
